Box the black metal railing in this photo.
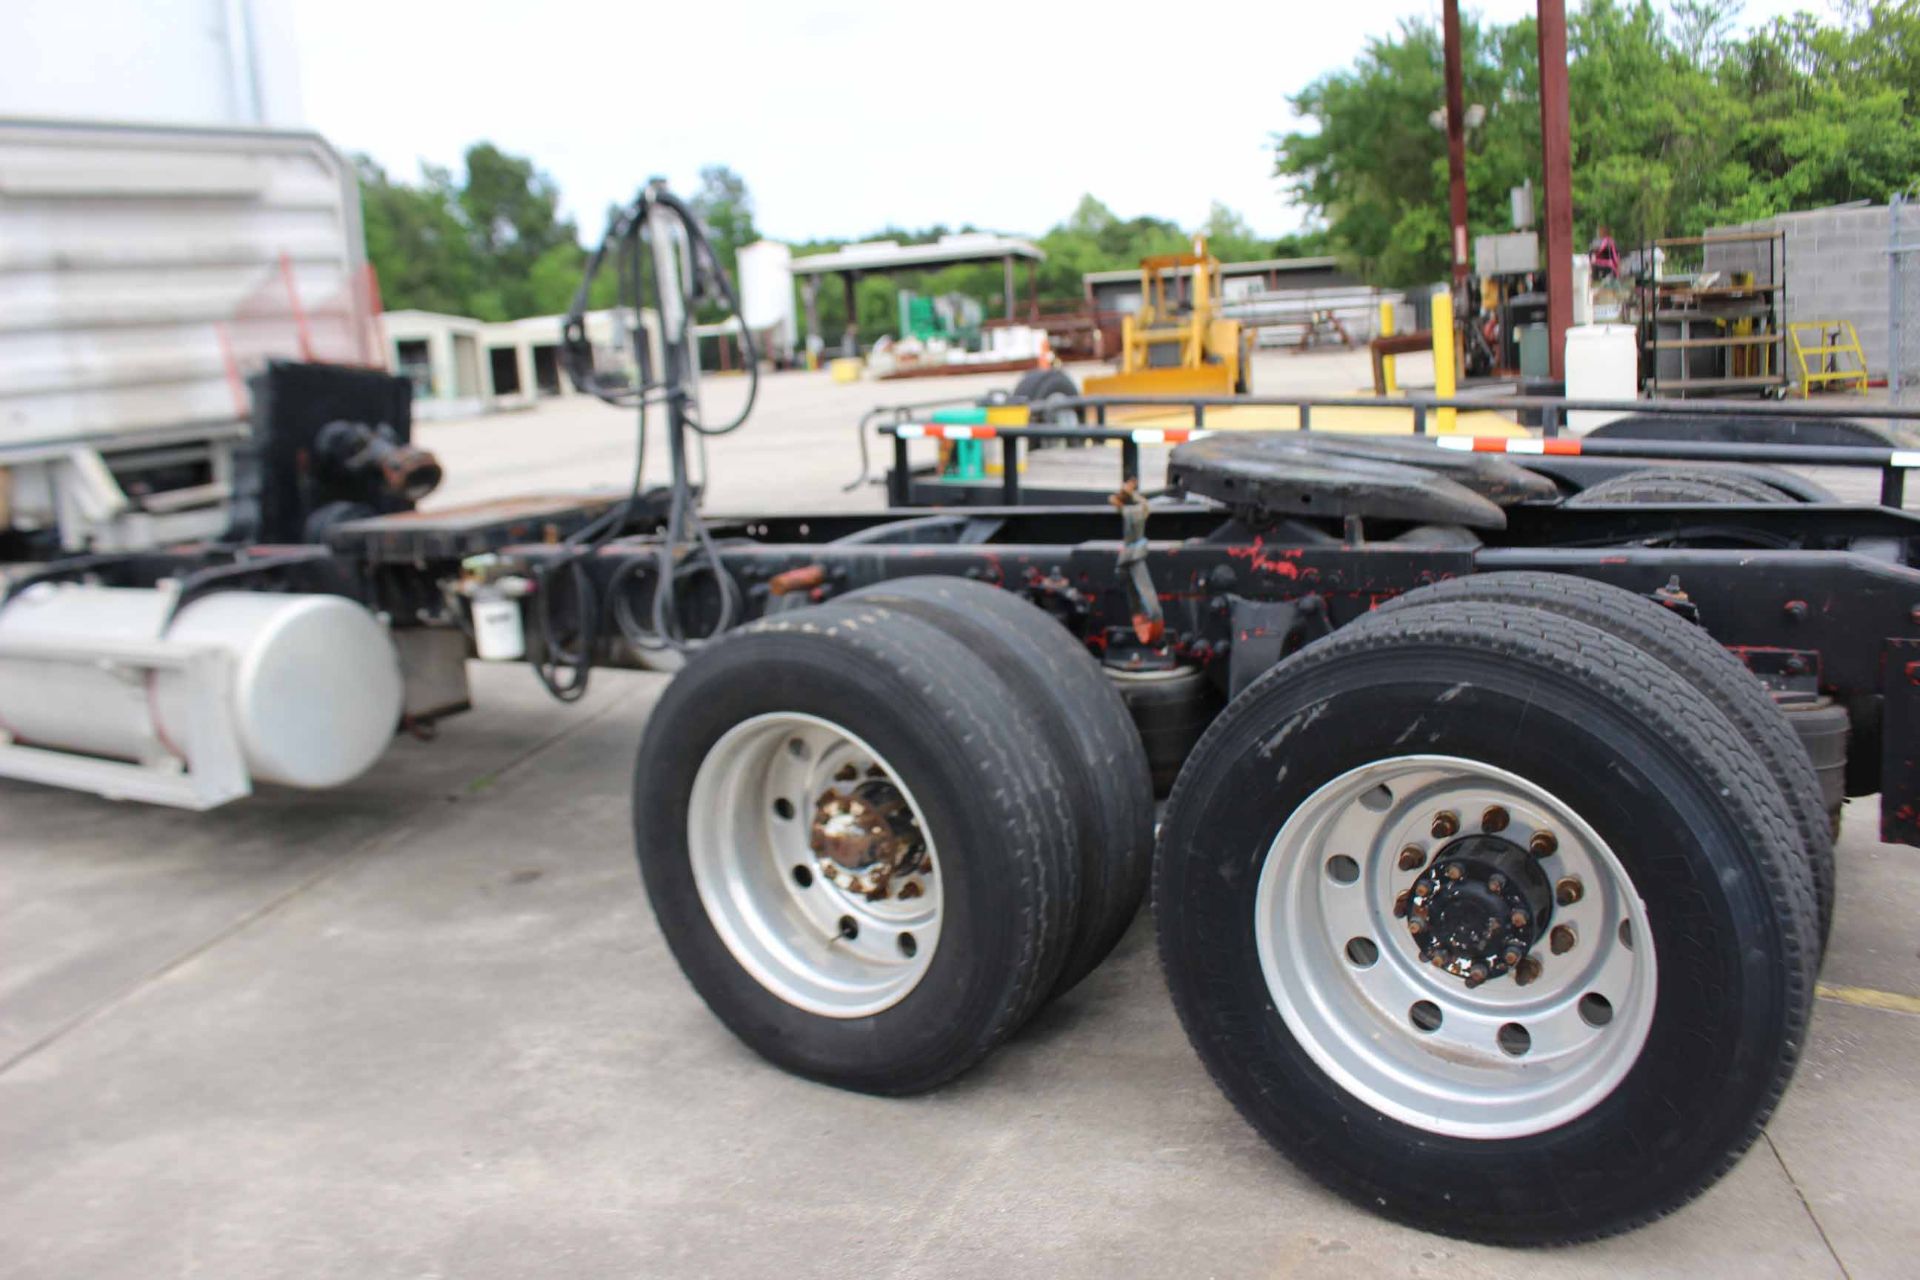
[865,391,1920,507]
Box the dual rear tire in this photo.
[1154,587,1820,1244]
[635,568,1822,1244]
[632,580,1151,1095]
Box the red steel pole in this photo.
[1538,0,1574,379]
[1443,0,1471,302]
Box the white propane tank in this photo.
[0,585,403,790]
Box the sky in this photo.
[292,0,1830,245]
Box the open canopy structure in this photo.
[789,233,1044,356]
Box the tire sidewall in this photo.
[635,632,1036,1090]
[845,577,1156,988]
[1375,571,1834,949]
[1158,647,1800,1237]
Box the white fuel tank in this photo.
[0,585,403,790]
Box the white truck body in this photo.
[0,118,369,551]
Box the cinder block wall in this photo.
[1709,205,1893,379]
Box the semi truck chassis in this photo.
[9,181,1920,1244]
[8,388,1920,1243]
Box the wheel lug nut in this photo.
[1393,890,1412,917]
[1481,805,1510,833]
[1487,873,1506,893]
[1444,863,1465,881]
[1550,924,1577,954]
[1555,876,1584,906]
[1510,909,1529,929]
[1514,955,1543,986]
[1408,919,1424,934]
[1502,947,1524,968]
[1398,844,1426,871]
[1431,811,1459,838]
[1528,830,1557,857]
[1465,964,1489,987]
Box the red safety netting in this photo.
[217,255,388,418]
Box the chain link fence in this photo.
[1895,196,1920,402]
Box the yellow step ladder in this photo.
[1787,320,1870,396]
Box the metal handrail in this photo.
[938,390,1920,422]
[868,390,1920,507]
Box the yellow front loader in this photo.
[1084,237,1253,399]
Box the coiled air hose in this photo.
[533,181,758,702]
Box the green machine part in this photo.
[898,291,943,342]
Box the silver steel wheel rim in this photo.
[1253,755,1657,1139]
[688,712,942,1017]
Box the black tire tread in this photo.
[1155,599,1817,1245]
[1374,571,1835,952]
[846,576,1154,996]
[731,603,1080,1041]
[636,600,1078,1093]
[1568,467,1789,506]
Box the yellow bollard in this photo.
[1431,288,1456,434]
[1378,299,1398,395]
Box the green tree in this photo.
[690,164,759,279]
[785,192,1304,346]
[1273,10,1547,286]
[365,146,1302,345]
[1200,201,1269,262]
[357,157,485,316]
[1274,1,1920,286]
[457,143,579,318]
[1714,4,1920,218]
[359,143,590,320]
[1271,227,1335,258]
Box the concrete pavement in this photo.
[3,661,1917,1278]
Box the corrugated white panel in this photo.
[0,119,366,451]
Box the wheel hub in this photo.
[1401,835,1553,986]
[1254,756,1657,1138]
[688,712,943,1018]
[810,779,929,900]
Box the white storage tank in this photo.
[1565,325,1640,434]
[736,240,796,362]
[0,584,402,800]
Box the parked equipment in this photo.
[17,180,1920,1247]
[1083,238,1254,398]
[1788,319,1871,397]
